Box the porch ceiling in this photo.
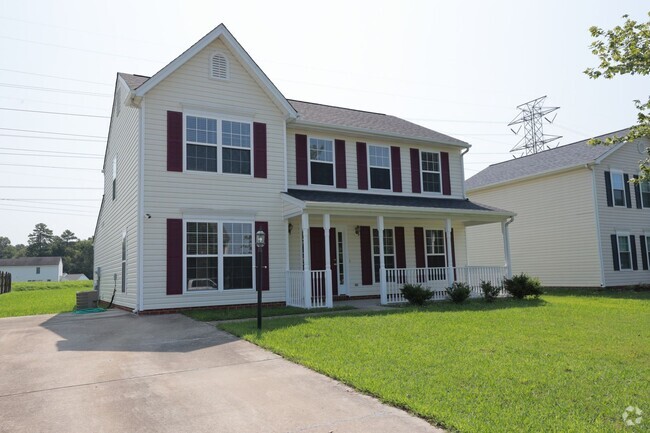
[282,189,514,224]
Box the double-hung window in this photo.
[641,179,650,208]
[309,138,334,186]
[368,145,391,190]
[617,234,632,270]
[372,228,395,282]
[611,171,626,207]
[421,152,441,193]
[425,230,446,268]
[185,221,253,291]
[185,115,251,175]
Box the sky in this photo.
[0,0,647,244]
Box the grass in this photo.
[220,291,650,432]
[184,304,355,321]
[0,280,93,318]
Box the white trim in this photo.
[610,169,627,207]
[137,98,145,312]
[283,121,288,192]
[590,166,605,287]
[307,136,336,187]
[134,24,297,119]
[367,144,392,191]
[615,232,633,272]
[639,174,650,209]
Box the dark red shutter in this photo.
[166,219,183,295]
[611,234,620,271]
[641,236,649,271]
[295,134,308,185]
[394,226,406,268]
[633,175,642,209]
[167,111,183,172]
[359,226,372,285]
[255,221,270,291]
[357,142,368,190]
[390,146,402,192]
[624,174,632,208]
[335,139,347,188]
[630,235,638,270]
[253,122,267,178]
[414,227,425,268]
[441,151,451,195]
[410,149,421,193]
[604,171,613,207]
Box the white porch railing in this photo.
[384,266,508,304]
[285,270,328,309]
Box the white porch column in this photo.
[501,220,513,278]
[302,213,312,308]
[378,215,387,305]
[445,218,454,286]
[323,214,333,308]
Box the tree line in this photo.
[0,223,93,278]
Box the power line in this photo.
[0,134,104,142]
[0,186,103,189]
[0,127,106,139]
[0,202,97,213]
[0,82,112,97]
[0,206,96,217]
[0,95,110,113]
[0,147,103,156]
[0,199,97,210]
[0,68,114,87]
[0,198,100,201]
[0,152,102,159]
[0,163,99,171]
[0,107,109,118]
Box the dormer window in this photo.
[210,52,229,80]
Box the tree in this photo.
[0,236,14,259]
[66,237,93,278]
[584,12,650,182]
[60,230,78,244]
[26,223,54,257]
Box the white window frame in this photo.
[182,219,256,293]
[611,170,626,207]
[640,176,650,209]
[36,267,40,275]
[616,232,632,271]
[209,51,230,81]
[372,227,395,283]
[183,111,253,177]
[420,150,442,194]
[308,136,335,187]
[424,229,447,267]
[367,144,392,191]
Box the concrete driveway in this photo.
[0,311,443,433]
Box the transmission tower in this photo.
[508,95,561,156]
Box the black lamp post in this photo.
[255,230,266,330]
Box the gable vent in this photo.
[211,53,228,80]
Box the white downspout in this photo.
[502,216,514,278]
[136,98,145,313]
[588,164,606,287]
[460,147,470,199]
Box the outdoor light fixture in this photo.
[255,230,266,330]
[287,223,293,235]
[354,225,360,236]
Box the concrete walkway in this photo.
[0,310,443,433]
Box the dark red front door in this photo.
[309,227,338,296]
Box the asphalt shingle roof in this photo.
[0,257,62,267]
[465,129,631,191]
[285,189,510,214]
[117,73,466,146]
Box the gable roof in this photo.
[289,100,467,147]
[0,257,62,267]
[465,129,631,191]
[129,24,296,119]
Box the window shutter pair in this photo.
[410,149,451,195]
[356,143,402,193]
[605,171,636,208]
[166,219,270,295]
[610,234,639,271]
[358,225,407,285]
[296,134,347,188]
[413,227,455,268]
[167,111,267,178]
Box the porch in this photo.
[282,189,515,309]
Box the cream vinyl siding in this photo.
[467,167,601,287]
[94,79,140,309]
[141,38,287,310]
[595,139,650,286]
[287,128,465,198]
[288,216,468,297]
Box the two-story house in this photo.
[94,24,514,312]
[466,130,650,288]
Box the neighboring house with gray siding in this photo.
[94,24,514,313]
[466,130,650,288]
[0,257,63,282]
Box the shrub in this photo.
[503,273,543,299]
[480,280,501,302]
[446,282,471,303]
[400,283,433,306]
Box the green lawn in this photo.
[184,305,355,321]
[0,280,93,318]
[221,291,650,432]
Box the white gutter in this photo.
[504,216,514,278]
[588,163,606,287]
[136,98,145,313]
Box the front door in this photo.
[309,227,338,296]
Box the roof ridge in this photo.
[288,99,386,117]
